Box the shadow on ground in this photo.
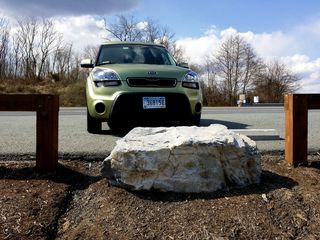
[107,169,298,202]
[308,160,320,169]
[0,163,102,191]
[89,129,127,137]
[91,119,250,136]
[0,161,297,203]
[0,161,103,239]
[201,119,250,129]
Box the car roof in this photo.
[101,41,165,48]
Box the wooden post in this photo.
[36,95,59,172]
[0,94,59,172]
[285,94,308,167]
[285,94,320,167]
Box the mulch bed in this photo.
[1,154,320,239]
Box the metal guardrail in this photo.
[0,94,59,172]
[285,94,320,167]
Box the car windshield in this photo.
[96,44,176,66]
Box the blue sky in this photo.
[134,0,320,37]
[1,0,320,92]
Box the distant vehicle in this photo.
[81,41,202,133]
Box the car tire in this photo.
[107,118,123,131]
[181,114,201,126]
[87,109,102,134]
[108,117,135,132]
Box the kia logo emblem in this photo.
[148,71,157,75]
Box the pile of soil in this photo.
[1,154,320,239]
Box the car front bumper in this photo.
[86,80,202,122]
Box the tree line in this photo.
[0,15,300,105]
[192,35,300,105]
[0,17,81,82]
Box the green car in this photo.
[81,41,202,133]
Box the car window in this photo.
[97,44,176,65]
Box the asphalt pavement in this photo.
[0,106,319,159]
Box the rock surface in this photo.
[102,124,261,193]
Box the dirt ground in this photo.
[1,154,320,240]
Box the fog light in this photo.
[95,102,106,114]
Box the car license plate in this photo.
[143,97,166,109]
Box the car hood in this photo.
[94,64,189,81]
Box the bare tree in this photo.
[8,36,22,78]
[214,34,261,105]
[153,25,186,62]
[37,18,62,80]
[214,35,242,104]
[142,18,160,43]
[0,18,10,79]
[241,43,263,95]
[53,44,73,81]
[156,26,174,47]
[104,15,142,42]
[1,17,87,84]
[103,15,186,63]
[202,56,217,87]
[168,42,185,63]
[9,17,64,81]
[82,45,99,61]
[16,17,39,79]
[194,58,228,106]
[254,60,300,102]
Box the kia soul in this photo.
[81,41,202,133]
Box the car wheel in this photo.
[107,118,123,131]
[108,118,134,132]
[192,114,201,126]
[181,114,201,126]
[87,109,102,133]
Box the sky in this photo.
[1,0,320,93]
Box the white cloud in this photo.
[176,30,220,64]
[243,31,298,58]
[136,21,148,30]
[177,27,298,64]
[216,27,298,59]
[295,19,320,37]
[279,55,320,93]
[177,20,320,93]
[281,55,320,74]
[52,16,107,51]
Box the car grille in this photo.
[110,93,191,121]
[127,78,177,87]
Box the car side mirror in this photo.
[81,59,94,68]
[178,62,189,68]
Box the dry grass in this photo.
[0,79,86,107]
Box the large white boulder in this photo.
[102,124,261,193]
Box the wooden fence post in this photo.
[285,94,320,167]
[285,94,308,167]
[0,94,59,172]
[36,95,59,172]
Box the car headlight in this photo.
[182,71,199,89]
[92,68,121,87]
